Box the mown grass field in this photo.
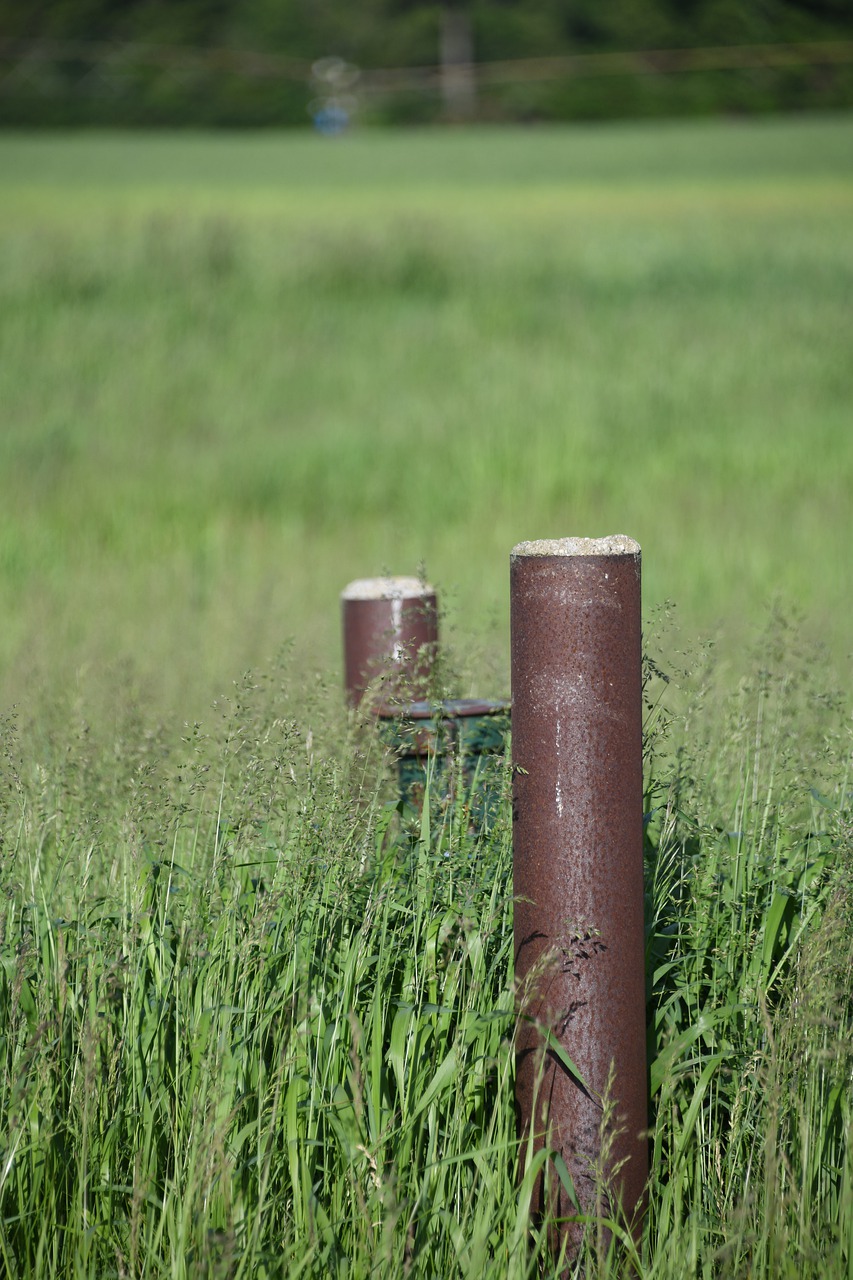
[0,117,851,1277]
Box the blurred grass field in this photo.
[1,115,852,721]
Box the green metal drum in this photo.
[377,698,511,831]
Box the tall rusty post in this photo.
[511,536,647,1247]
[341,577,439,709]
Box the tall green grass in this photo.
[0,628,850,1277]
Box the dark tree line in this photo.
[5,0,853,61]
[2,0,852,124]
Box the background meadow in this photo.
[1,115,852,719]
[0,116,851,1277]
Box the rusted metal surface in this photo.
[341,577,438,708]
[511,536,647,1246]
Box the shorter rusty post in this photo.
[511,536,647,1249]
[341,577,439,708]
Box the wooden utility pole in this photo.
[440,6,476,118]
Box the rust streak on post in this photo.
[341,576,438,708]
[511,535,647,1248]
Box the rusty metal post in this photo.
[341,577,439,708]
[511,536,647,1244]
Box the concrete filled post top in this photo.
[340,576,435,601]
[511,534,641,560]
